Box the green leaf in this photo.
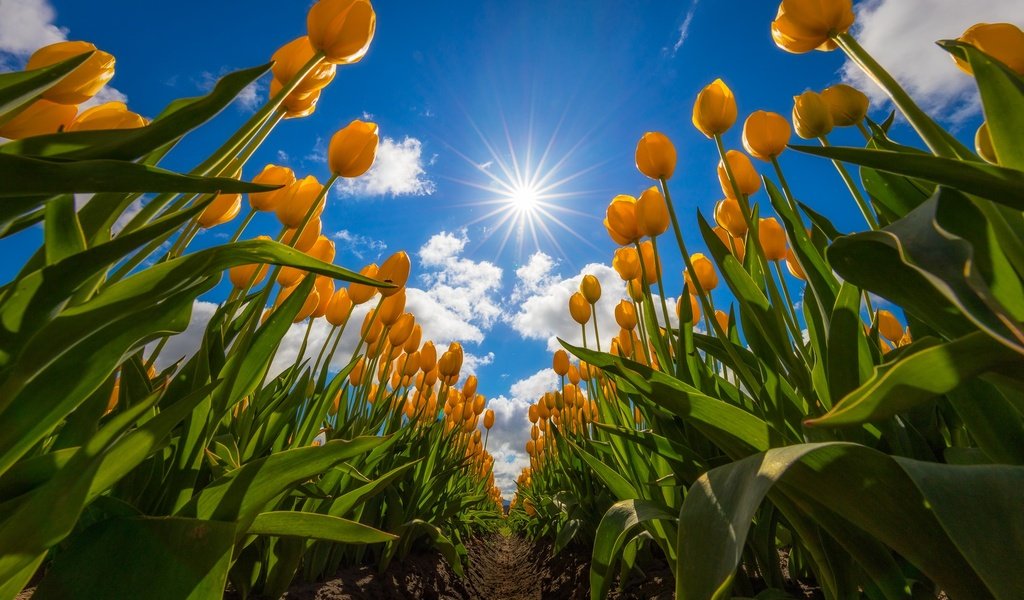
[0,53,93,118]
[42,194,86,265]
[590,499,676,600]
[329,461,419,518]
[33,516,235,600]
[249,511,397,544]
[791,144,1024,210]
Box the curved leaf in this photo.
[248,511,396,544]
[591,499,675,600]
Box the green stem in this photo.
[819,136,879,230]
[229,207,258,243]
[855,121,872,142]
[649,237,677,362]
[770,157,802,220]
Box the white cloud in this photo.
[462,351,494,376]
[415,230,504,336]
[198,70,264,112]
[671,0,701,54]
[332,229,387,260]
[0,0,126,103]
[840,0,1023,123]
[336,136,435,198]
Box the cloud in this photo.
[840,0,1022,123]
[198,70,264,112]
[336,136,436,198]
[670,0,701,55]
[331,229,387,260]
[0,0,126,102]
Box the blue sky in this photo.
[1,0,1019,494]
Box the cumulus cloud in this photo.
[336,136,436,198]
[840,0,1022,123]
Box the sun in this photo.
[508,183,541,214]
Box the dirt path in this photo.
[464,535,547,600]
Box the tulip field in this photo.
[1,0,1023,598]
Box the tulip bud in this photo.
[308,235,336,265]
[627,278,644,303]
[771,0,854,54]
[569,292,591,325]
[67,102,146,132]
[329,119,379,178]
[378,288,406,326]
[820,84,869,127]
[276,283,320,322]
[552,350,570,376]
[272,36,337,95]
[0,99,76,139]
[473,393,485,415]
[685,253,718,293]
[347,265,380,307]
[326,288,353,326]
[604,195,640,246]
[389,313,415,346]
[758,217,788,261]
[638,240,659,285]
[717,150,761,199]
[677,294,701,324]
[612,247,641,281]
[792,91,834,139]
[876,310,904,343]
[634,132,677,180]
[403,323,422,354]
[198,192,242,229]
[419,341,437,372]
[742,111,791,161]
[282,218,322,252]
[580,274,601,304]
[692,79,737,138]
[975,122,997,164]
[567,365,580,386]
[229,262,268,289]
[714,198,748,239]
[614,300,637,331]
[376,251,410,297]
[636,186,670,237]
[276,175,324,229]
[785,247,806,280]
[26,41,115,104]
[307,0,377,65]
[713,226,746,263]
[954,22,1024,76]
[463,375,479,399]
[311,277,335,318]
[714,309,730,334]
[484,408,495,430]
[269,78,321,119]
[249,164,296,212]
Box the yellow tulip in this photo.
[714,309,730,334]
[876,309,904,343]
[634,132,677,180]
[276,283,320,323]
[307,0,376,65]
[685,253,718,293]
[282,218,322,253]
[249,164,296,212]
[636,186,669,237]
[638,240,659,285]
[388,313,415,346]
[419,341,437,372]
[26,41,115,104]
[198,193,242,228]
[771,0,854,54]
[954,23,1024,76]
[604,195,641,246]
[714,198,748,238]
[975,122,997,164]
[349,263,379,304]
[378,288,406,326]
[271,36,337,94]
[627,278,644,303]
[67,102,146,131]
[612,247,642,281]
[676,294,701,324]
[269,78,321,119]
[742,111,791,161]
[792,90,834,139]
[713,226,745,263]
[376,251,410,296]
[276,175,324,229]
[311,276,336,318]
[580,274,601,304]
[614,300,637,331]
[403,323,422,354]
[758,217,788,261]
[463,375,478,399]
[569,292,591,325]
[552,349,570,376]
[308,235,337,264]
[484,409,495,430]
[0,99,76,139]
[692,79,737,138]
[785,247,806,280]
[718,150,761,199]
[229,263,268,289]
[820,84,869,127]
[328,119,379,178]
[325,287,353,326]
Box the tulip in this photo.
[389,313,416,346]
[552,349,570,376]
[276,283,320,322]
[403,324,422,354]
[376,251,410,296]
[604,195,640,246]
[569,292,591,325]
[714,309,730,334]
[349,263,379,304]
[463,375,478,399]
[876,309,903,342]
[580,274,601,304]
[954,23,1024,76]
[685,253,718,293]
[308,235,337,264]
[742,111,791,161]
[771,0,854,54]
[26,41,115,104]
[636,186,670,237]
[820,84,869,127]
[307,0,377,64]
[692,79,737,138]
[785,247,806,280]
[793,91,834,139]
[249,164,296,212]
[714,198,748,238]
[67,102,146,131]
[676,294,701,324]
[269,79,321,119]
[378,288,406,326]
[975,122,997,164]
[198,192,242,228]
[311,276,336,318]
[567,365,580,386]
[713,226,745,263]
[329,119,379,178]
[420,341,437,372]
[627,278,644,303]
[612,247,642,281]
[634,132,677,180]
[617,329,634,356]
[638,240,659,285]
[614,300,637,331]
[484,409,495,430]
[229,260,268,289]
[282,218,322,253]
[0,99,77,139]
[272,36,337,94]
[361,311,383,343]
[276,175,324,228]
[758,217,788,261]
[717,150,761,199]
[326,288,353,326]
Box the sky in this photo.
[1,0,1021,495]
